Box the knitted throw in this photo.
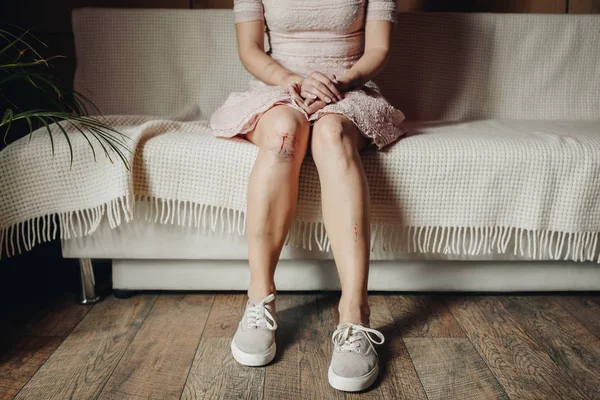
[1,114,600,263]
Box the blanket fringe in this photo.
[0,195,132,259]
[1,196,600,264]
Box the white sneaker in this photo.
[230,293,277,366]
[328,322,385,392]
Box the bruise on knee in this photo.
[267,131,301,162]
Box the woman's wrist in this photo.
[335,76,352,92]
[336,70,364,92]
[278,72,304,89]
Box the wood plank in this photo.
[477,0,567,13]
[0,336,64,400]
[396,0,421,12]
[14,295,157,400]
[385,295,465,338]
[396,0,567,12]
[569,0,600,12]
[192,0,233,8]
[203,293,248,338]
[6,0,190,34]
[346,295,428,400]
[0,294,90,399]
[198,0,567,12]
[17,294,89,338]
[557,296,600,341]
[396,0,473,12]
[447,296,589,400]
[0,294,90,344]
[295,293,345,399]
[404,338,509,400]
[98,294,215,400]
[181,293,264,400]
[263,294,306,399]
[0,386,19,400]
[499,296,600,400]
[386,295,505,399]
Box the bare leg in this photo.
[310,114,371,325]
[244,105,311,305]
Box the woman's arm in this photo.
[235,20,302,89]
[336,0,397,92]
[236,19,329,113]
[335,18,394,93]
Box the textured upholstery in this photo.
[73,9,600,121]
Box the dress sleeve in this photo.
[233,0,265,23]
[365,0,397,24]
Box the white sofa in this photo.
[60,9,600,298]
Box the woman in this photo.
[209,0,409,392]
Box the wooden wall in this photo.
[1,0,598,91]
[6,0,600,33]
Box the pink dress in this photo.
[209,0,409,150]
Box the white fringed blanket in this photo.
[1,114,600,263]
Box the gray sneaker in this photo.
[328,322,385,392]
[230,293,277,366]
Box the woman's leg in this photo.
[243,105,311,304]
[310,114,371,325]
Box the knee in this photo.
[262,110,309,162]
[311,115,356,165]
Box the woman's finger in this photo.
[304,79,335,103]
[289,81,327,114]
[300,91,318,101]
[311,72,343,101]
[310,72,342,100]
[291,87,319,114]
[307,100,327,114]
[299,90,318,106]
[301,86,327,103]
[288,84,309,110]
[307,79,336,102]
[309,78,339,103]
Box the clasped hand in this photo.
[286,71,345,115]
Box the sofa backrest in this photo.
[72,8,600,121]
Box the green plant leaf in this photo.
[83,124,132,169]
[0,25,130,168]
[47,116,74,168]
[0,29,32,58]
[1,108,13,125]
[86,128,115,165]
[72,89,104,116]
[35,116,55,157]
[2,109,13,144]
[65,120,97,163]
[0,28,47,64]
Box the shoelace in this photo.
[245,293,277,330]
[332,323,385,353]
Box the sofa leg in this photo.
[113,289,137,299]
[78,258,102,305]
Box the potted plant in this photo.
[0,25,132,168]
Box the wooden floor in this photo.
[1,291,600,400]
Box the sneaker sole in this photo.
[230,340,276,367]
[328,363,379,392]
